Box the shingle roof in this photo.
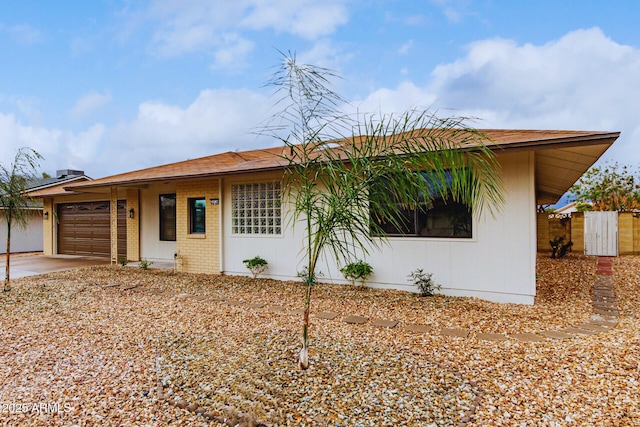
[26,175,91,198]
[52,129,618,203]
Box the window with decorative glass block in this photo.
[231,182,282,235]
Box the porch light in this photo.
[129,208,135,219]
[210,198,219,205]
[44,211,49,220]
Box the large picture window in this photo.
[231,182,281,235]
[189,198,206,234]
[371,172,473,238]
[159,194,176,241]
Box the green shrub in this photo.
[138,258,154,270]
[340,260,374,287]
[297,266,324,284]
[242,256,268,279]
[408,269,441,297]
[117,256,128,267]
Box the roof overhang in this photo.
[526,137,617,204]
[57,129,619,204]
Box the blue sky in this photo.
[1,0,639,187]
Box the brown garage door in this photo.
[58,201,127,258]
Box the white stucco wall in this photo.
[220,152,537,304]
[139,182,177,262]
[0,210,44,254]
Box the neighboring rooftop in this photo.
[26,170,91,198]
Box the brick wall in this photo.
[126,189,140,262]
[42,198,54,255]
[619,212,640,255]
[536,212,571,252]
[571,212,585,253]
[175,179,220,274]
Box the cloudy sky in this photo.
[1,0,639,180]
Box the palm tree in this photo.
[261,53,504,369]
[1,147,43,291]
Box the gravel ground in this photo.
[0,254,638,426]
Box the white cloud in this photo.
[69,91,112,119]
[428,28,640,129]
[331,27,640,167]
[145,0,350,60]
[211,34,254,70]
[429,0,469,24]
[425,27,640,163]
[103,88,272,174]
[63,124,106,165]
[0,113,105,175]
[241,0,349,39]
[297,39,352,71]
[351,81,438,117]
[0,23,42,44]
[399,39,413,55]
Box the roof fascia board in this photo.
[61,131,620,193]
[490,133,619,152]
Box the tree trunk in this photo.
[4,221,11,292]
[298,282,311,370]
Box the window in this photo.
[159,194,176,241]
[231,182,281,235]
[371,172,472,238]
[189,198,206,234]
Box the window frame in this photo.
[370,171,473,239]
[188,197,206,234]
[159,194,177,242]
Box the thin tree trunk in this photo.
[298,281,311,370]
[4,221,11,291]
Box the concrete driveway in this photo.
[1,253,111,279]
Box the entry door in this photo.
[584,211,618,256]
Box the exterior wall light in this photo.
[44,211,49,220]
[129,208,135,219]
[209,198,220,205]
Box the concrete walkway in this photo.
[2,253,111,279]
[2,253,178,280]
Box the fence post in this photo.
[536,212,550,252]
[571,212,584,253]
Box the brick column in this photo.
[175,179,220,274]
[42,198,54,255]
[571,212,585,253]
[110,187,118,264]
[126,189,140,261]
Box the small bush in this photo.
[139,258,154,270]
[408,269,441,297]
[117,256,128,267]
[340,260,373,287]
[297,266,323,284]
[243,256,268,279]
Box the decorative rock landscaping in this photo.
[0,254,637,426]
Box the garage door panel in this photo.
[57,201,126,258]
